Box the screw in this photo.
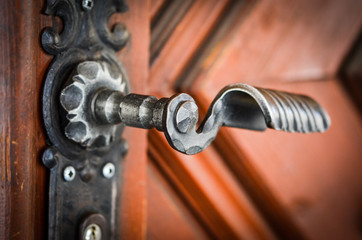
[83,223,102,240]
[102,162,115,179]
[175,101,198,133]
[63,166,76,182]
[82,0,94,11]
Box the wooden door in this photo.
[1,0,362,240]
[146,0,362,240]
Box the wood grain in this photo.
[339,31,362,115]
[191,0,362,90]
[149,0,231,95]
[181,1,362,236]
[150,0,195,63]
[147,162,209,240]
[0,1,150,239]
[147,0,362,239]
[0,1,49,239]
[208,79,362,240]
[150,0,168,22]
[1,0,360,239]
[149,131,276,239]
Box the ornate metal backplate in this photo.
[41,0,129,239]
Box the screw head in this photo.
[63,166,76,182]
[175,101,198,133]
[102,162,115,179]
[82,0,94,11]
[83,223,102,240]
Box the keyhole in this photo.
[84,223,101,240]
[91,226,97,239]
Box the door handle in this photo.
[60,61,331,155]
[41,1,331,237]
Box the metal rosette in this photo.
[60,61,128,148]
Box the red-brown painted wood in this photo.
[150,0,231,95]
[149,131,276,239]
[147,0,362,239]
[207,79,362,239]
[191,0,362,87]
[147,162,209,240]
[0,1,49,239]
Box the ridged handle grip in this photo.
[160,83,331,154]
[238,84,330,133]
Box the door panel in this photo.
[219,79,362,240]
[149,131,276,239]
[191,0,362,85]
[147,162,209,240]
[147,0,362,239]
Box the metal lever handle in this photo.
[60,61,331,155]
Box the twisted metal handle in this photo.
[60,61,331,155]
[160,84,330,154]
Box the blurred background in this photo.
[146,0,362,239]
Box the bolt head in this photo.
[175,101,198,133]
[63,166,76,182]
[102,162,115,179]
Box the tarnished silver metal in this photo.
[102,162,115,179]
[162,84,331,154]
[82,0,94,11]
[174,101,199,134]
[60,65,331,155]
[42,0,129,239]
[60,61,127,147]
[83,224,102,240]
[63,166,76,182]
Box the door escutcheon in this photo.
[41,0,129,239]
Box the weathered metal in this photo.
[60,61,127,147]
[42,0,331,239]
[41,0,129,239]
[162,84,331,154]
[60,67,331,155]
